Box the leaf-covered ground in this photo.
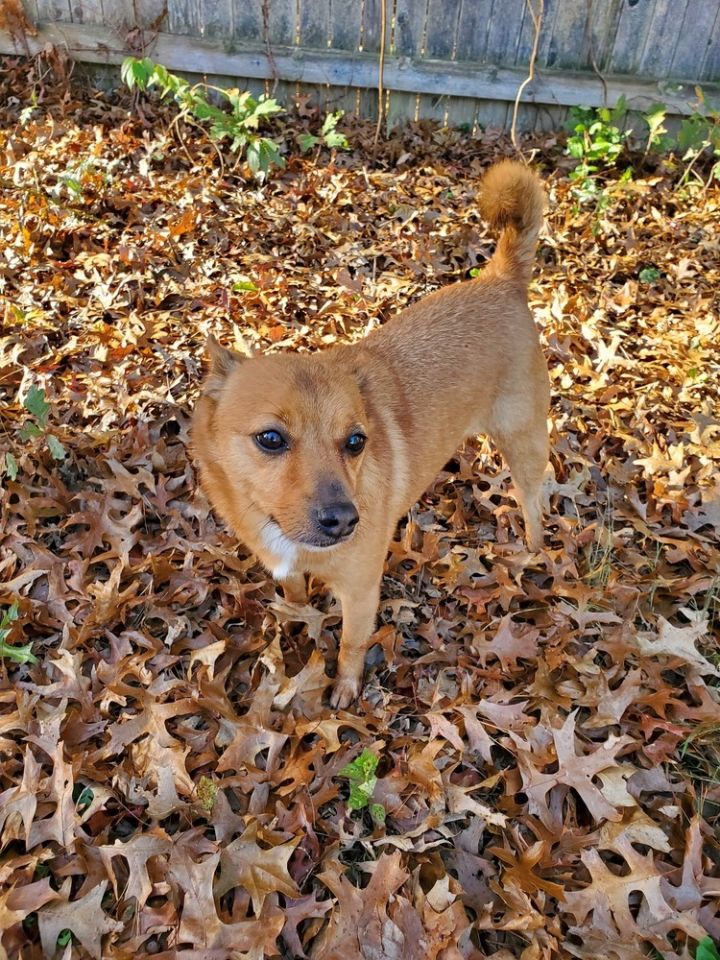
[1,56,720,960]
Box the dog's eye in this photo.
[255,430,287,452]
[345,432,366,455]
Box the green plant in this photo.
[20,385,66,462]
[642,102,672,156]
[640,90,720,185]
[0,603,37,665]
[4,452,19,481]
[121,57,284,177]
[696,937,720,960]
[565,97,630,204]
[337,748,385,822]
[639,266,662,283]
[675,91,720,185]
[297,111,349,153]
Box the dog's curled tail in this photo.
[479,159,545,285]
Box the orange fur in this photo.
[192,159,550,708]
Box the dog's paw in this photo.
[330,675,361,711]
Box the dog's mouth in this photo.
[296,531,356,550]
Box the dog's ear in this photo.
[203,334,246,400]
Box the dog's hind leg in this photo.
[489,382,550,552]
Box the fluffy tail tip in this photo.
[479,159,545,235]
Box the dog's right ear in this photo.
[203,334,245,400]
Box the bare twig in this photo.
[373,0,388,151]
[510,0,544,156]
[586,0,608,107]
[261,0,279,95]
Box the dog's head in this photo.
[194,336,370,550]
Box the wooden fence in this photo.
[2,0,720,129]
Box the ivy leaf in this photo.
[298,132,319,154]
[19,422,43,440]
[23,385,50,427]
[4,451,18,480]
[47,435,67,461]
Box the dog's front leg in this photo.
[330,572,382,710]
[278,572,307,605]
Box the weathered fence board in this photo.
[2,0,719,130]
[701,7,720,81]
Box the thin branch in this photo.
[373,0,388,151]
[586,0,608,107]
[261,0,280,95]
[510,0,544,156]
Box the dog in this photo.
[192,159,550,708]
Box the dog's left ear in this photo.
[203,334,248,400]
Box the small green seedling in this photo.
[338,748,385,821]
[297,111,349,153]
[639,266,662,283]
[0,603,37,665]
[643,103,672,155]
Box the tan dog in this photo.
[192,160,550,708]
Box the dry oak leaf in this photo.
[511,710,635,829]
[0,879,56,957]
[215,821,300,914]
[169,848,284,954]
[216,672,288,772]
[636,611,719,677]
[471,613,541,669]
[27,747,76,849]
[443,771,508,828]
[0,747,40,846]
[295,713,375,753]
[488,839,565,900]
[312,852,415,960]
[280,892,333,959]
[99,827,172,908]
[455,704,495,762]
[563,844,707,945]
[37,879,123,960]
[273,648,332,714]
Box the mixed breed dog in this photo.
[192,160,550,708]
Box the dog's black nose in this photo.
[316,502,359,539]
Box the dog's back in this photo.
[349,161,549,521]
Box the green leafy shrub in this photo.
[121,57,349,178]
[121,56,284,176]
[565,96,629,204]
